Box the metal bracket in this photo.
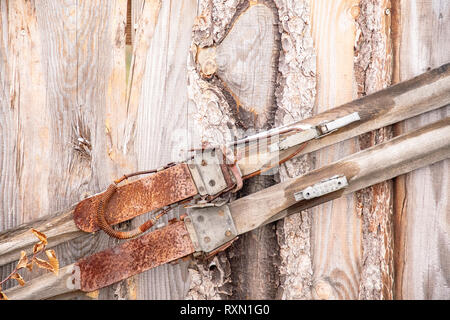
[187,148,228,196]
[185,205,238,253]
[270,113,361,152]
[294,175,348,201]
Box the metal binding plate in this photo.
[294,175,348,201]
[187,148,228,196]
[185,205,238,253]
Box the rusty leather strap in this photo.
[76,221,194,292]
[73,164,198,232]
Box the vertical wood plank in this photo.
[130,0,198,300]
[0,0,19,233]
[308,0,362,300]
[394,0,450,300]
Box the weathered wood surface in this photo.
[1,0,448,301]
[393,0,450,300]
[0,0,130,300]
[214,3,279,129]
[0,0,198,300]
[4,264,80,300]
[0,209,81,267]
[306,0,362,300]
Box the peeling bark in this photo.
[354,0,394,300]
[186,254,233,300]
[273,0,316,300]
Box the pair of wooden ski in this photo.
[1,63,449,299]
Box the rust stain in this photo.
[77,221,195,292]
[73,164,198,232]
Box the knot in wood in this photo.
[313,280,333,300]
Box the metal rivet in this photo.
[199,186,205,192]
[204,236,211,243]
[201,160,208,166]
[197,215,204,222]
[209,180,216,187]
[225,230,232,237]
[385,8,391,15]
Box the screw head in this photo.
[204,236,211,243]
[225,230,232,237]
[209,180,216,187]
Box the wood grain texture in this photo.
[0,0,144,300]
[4,264,81,300]
[308,0,362,300]
[129,0,197,300]
[235,63,450,177]
[0,209,81,267]
[394,0,450,300]
[215,3,279,129]
[123,0,160,158]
